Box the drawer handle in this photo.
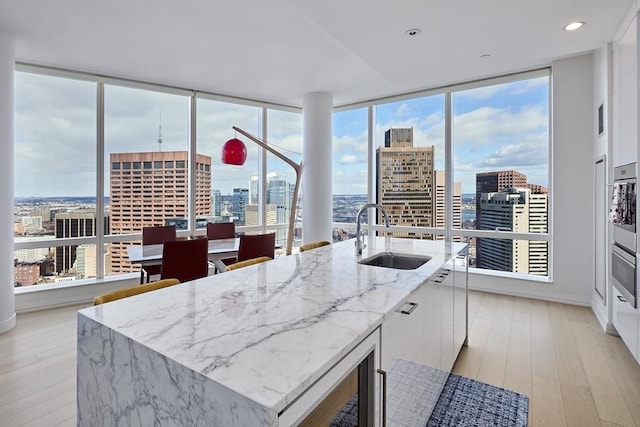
[618,295,627,303]
[377,368,387,427]
[399,302,418,315]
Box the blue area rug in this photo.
[331,372,529,427]
[427,373,528,426]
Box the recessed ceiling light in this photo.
[405,28,421,37]
[564,21,585,31]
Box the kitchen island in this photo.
[77,237,467,426]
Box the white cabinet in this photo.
[453,251,468,359]
[381,253,468,373]
[612,13,638,166]
[429,267,455,371]
[612,287,639,362]
[380,285,426,370]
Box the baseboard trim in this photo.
[0,312,17,334]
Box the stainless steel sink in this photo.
[358,252,431,270]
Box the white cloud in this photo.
[339,154,358,164]
[453,105,547,146]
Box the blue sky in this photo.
[332,76,549,195]
[14,72,548,198]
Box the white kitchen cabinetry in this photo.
[428,266,455,371]
[453,250,468,360]
[380,285,426,370]
[381,253,468,372]
[612,13,637,167]
[612,287,638,362]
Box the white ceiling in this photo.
[0,0,634,107]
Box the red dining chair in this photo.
[141,225,177,283]
[207,222,236,240]
[160,238,209,283]
[218,232,276,272]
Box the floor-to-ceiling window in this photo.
[452,71,550,277]
[333,70,551,279]
[14,72,96,286]
[14,64,550,293]
[374,94,447,239]
[105,84,192,277]
[265,109,302,249]
[332,108,368,241]
[196,97,261,231]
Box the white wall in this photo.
[469,53,595,306]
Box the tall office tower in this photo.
[528,191,548,275]
[477,188,548,275]
[249,176,259,204]
[267,175,293,246]
[377,128,435,237]
[109,151,211,274]
[212,189,222,217]
[384,127,413,148]
[434,170,462,241]
[55,210,110,274]
[475,170,527,266]
[232,188,249,225]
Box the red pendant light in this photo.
[221,137,247,166]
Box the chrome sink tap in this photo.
[356,203,390,255]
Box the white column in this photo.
[302,92,333,245]
[0,32,15,334]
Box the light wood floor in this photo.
[1,291,639,426]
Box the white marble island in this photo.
[77,237,467,426]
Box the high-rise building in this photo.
[477,188,548,275]
[232,188,249,225]
[377,128,435,236]
[249,176,259,205]
[528,191,548,275]
[475,170,527,266]
[54,210,109,274]
[267,175,293,246]
[109,151,211,273]
[434,170,462,241]
[212,189,222,217]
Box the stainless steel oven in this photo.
[611,243,637,308]
[611,163,636,252]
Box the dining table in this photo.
[127,237,240,282]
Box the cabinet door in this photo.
[423,280,443,370]
[432,266,454,371]
[380,285,425,370]
[612,287,638,361]
[453,254,468,359]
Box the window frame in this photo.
[14,63,551,291]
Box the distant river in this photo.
[462,209,475,222]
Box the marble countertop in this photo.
[79,237,467,416]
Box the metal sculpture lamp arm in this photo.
[222,126,302,255]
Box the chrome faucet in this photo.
[355,203,390,255]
